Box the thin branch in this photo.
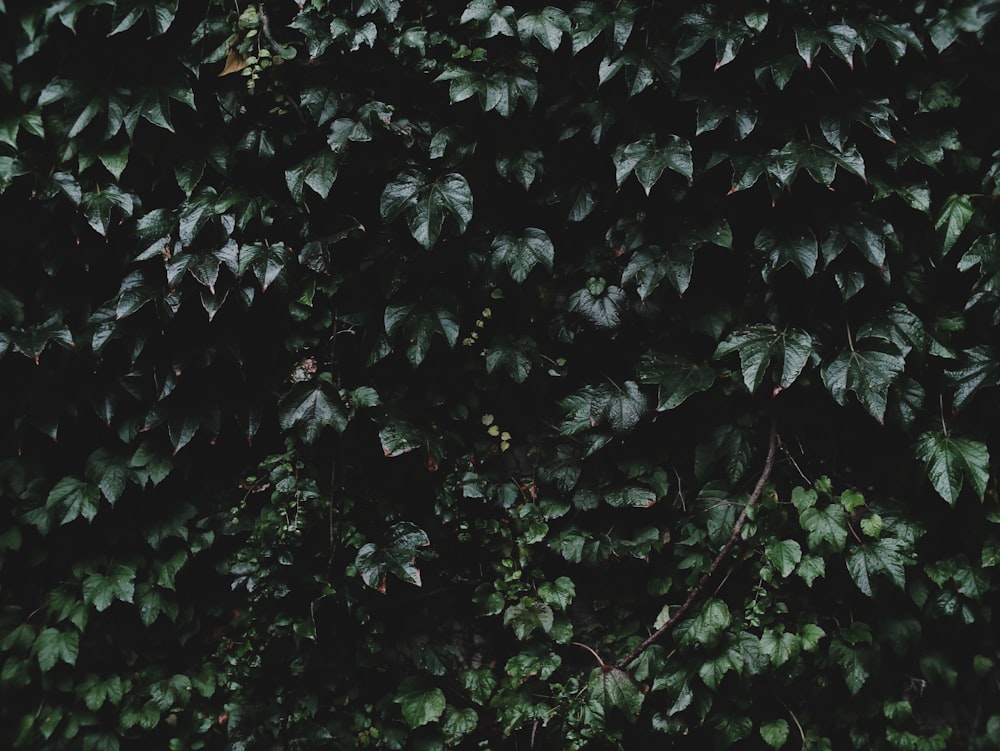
[615,417,779,669]
[573,641,608,668]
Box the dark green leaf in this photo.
[588,666,645,715]
[394,678,446,728]
[847,538,908,596]
[915,431,990,505]
[491,228,554,282]
[714,325,813,393]
[637,352,715,410]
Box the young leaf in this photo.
[915,431,990,505]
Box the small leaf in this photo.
[800,504,848,552]
[714,325,813,393]
[503,600,554,639]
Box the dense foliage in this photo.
[3,0,1000,748]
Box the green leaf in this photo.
[765,539,802,578]
[568,282,626,329]
[637,352,715,410]
[945,347,1000,410]
[936,194,975,256]
[503,600,554,639]
[800,504,848,552]
[613,136,693,192]
[714,325,813,393]
[760,629,800,667]
[442,706,478,744]
[355,521,430,591]
[847,538,908,596]
[82,564,137,611]
[915,431,990,504]
[796,555,826,586]
[460,668,497,705]
[760,719,789,749]
[85,448,130,504]
[538,577,576,610]
[484,336,537,383]
[33,628,79,674]
[682,599,730,648]
[395,678,446,728]
[604,381,650,432]
[278,374,349,444]
[47,477,102,525]
[755,228,819,279]
[829,638,875,693]
[605,485,658,508]
[588,666,645,715]
[381,171,473,249]
[821,340,905,422]
[517,7,571,51]
[491,228,554,282]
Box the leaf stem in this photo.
[615,417,779,669]
[844,319,855,352]
[939,393,948,437]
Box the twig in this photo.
[573,641,608,668]
[615,417,779,669]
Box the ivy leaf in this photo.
[936,194,974,256]
[484,336,537,383]
[568,282,626,329]
[637,352,715,410]
[613,136,693,192]
[83,563,137,611]
[47,476,101,525]
[915,431,990,505]
[605,485,658,508]
[460,668,498,705]
[714,325,813,393]
[604,381,650,432]
[846,538,908,596]
[379,421,422,457]
[442,707,479,745]
[394,678,446,728]
[681,599,730,648]
[85,448,130,504]
[755,228,819,279]
[765,539,802,578]
[821,340,905,422]
[799,504,848,552]
[588,666,645,716]
[517,7,571,51]
[34,628,80,671]
[491,228,554,282]
[944,346,1000,410]
[355,521,430,591]
[380,171,473,249]
[760,719,790,749]
[503,599,554,639]
[538,577,576,610]
[278,374,349,444]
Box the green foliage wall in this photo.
[3,0,1000,749]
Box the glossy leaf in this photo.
[915,431,990,505]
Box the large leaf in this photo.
[637,352,715,410]
[277,374,349,444]
[915,431,990,505]
[517,6,571,51]
[613,136,693,192]
[944,346,1000,410]
[846,538,908,596]
[821,340,905,422]
[394,678,446,728]
[46,477,101,525]
[82,563,137,611]
[588,666,645,716]
[355,521,430,591]
[714,325,813,393]
[754,228,819,278]
[936,193,974,256]
[34,628,80,672]
[380,171,473,248]
[491,228,554,282]
[799,504,848,552]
